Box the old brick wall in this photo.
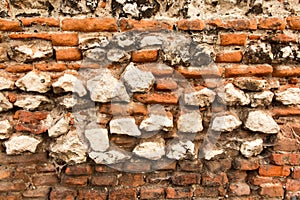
[0,0,300,199]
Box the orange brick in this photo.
[5,64,33,73]
[271,154,300,165]
[176,66,223,78]
[51,33,79,46]
[287,16,300,30]
[8,33,51,40]
[109,188,136,200]
[78,189,107,200]
[215,51,243,63]
[55,48,82,61]
[61,175,88,186]
[293,166,300,178]
[155,79,177,91]
[220,33,247,46]
[66,63,81,70]
[65,164,92,175]
[225,64,273,77]
[131,49,158,63]
[62,18,117,32]
[286,179,300,191]
[258,17,286,30]
[259,165,290,177]
[272,107,300,117]
[250,175,280,186]
[34,63,67,72]
[260,183,284,197]
[119,174,145,187]
[0,19,22,31]
[249,34,262,40]
[21,18,60,27]
[207,18,257,30]
[271,33,297,43]
[120,19,173,31]
[177,19,205,31]
[134,93,178,104]
[273,65,300,77]
[140,187,165,200]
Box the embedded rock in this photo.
[48,115,70,138]
[14,95,51,110]
[52,74,87,97]
[89,149,131,165]
[0,77,14,90]
[15,71,51,93]
[211,114,242,132]
[133,138,165,160]
[110,117,141,136]
[218,83,250,106]
[240,139,263,158]
[177,110,203,133]
[60,97,77,109]
[233,78,267,91]
[4,135,41,155]
[0,45,8,62]
[107,49,129,62]
[275,87,300,105]
[245,111,280,134]
[122,62,155,93]
[184,88,216,107]
[204,149,224,160]
[0,93,13,112]
[166,140,195,160]
[140,35,163,47]
[0,120,11,139]
[85,126,109,152]
[250,91,274,107]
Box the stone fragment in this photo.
[60,97,77,109]
[245,111,280,134]
[87,69,129,102]
[79,36,109,50]
[123,3,139,17]
[233,77,267,91]
[14,95,50,110]
[177,110,203,133]
[204,149,224,160]
[0,120,11,139]
[89,149,131,165]
[122,62,155,93]
[85,124,109,152]
[49,130,87,163]
[133,138,165,160]
[4,135,41,155]
[0,44,8,62]
[83,48,106,62]
[110,117,141,136]
[0,93,13,112]
[275,87,300,105]
[184,88,216,107]
[240,139,263,158]
[15,71,51,93]
[106,49,130,62]
[52,73,87,97]
[140,105,173,132]
[140,35,163,47]
[166,140,195,160]
[48,115,70,138]
[0,77,14,90]
[250,91,274,107]
[211,114,242,132]
[218,83,250,106]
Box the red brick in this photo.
[36,163,56,173]
[140,187,165,199]
[91,175,117,186]
[229,182,251,196]
[233,158,260,170]
[293,166,300,178]
[65,164,92,175]
[49,187,77,200]
[61,175,88,186]
[271,153,300,165]
[32,174,58,186]
[215,51,243,63]
[286,179,300,191]
[194,186,219,197]
[55,48,82,61]
[249,34,262,40]
[138,63,174,76]
[178,160,203,172]
[51,33,79,46]
[258,17,286,30]
[250,175,280,186]
[0,19,22,31]
[287,16,300,30]
[23,186,50,198]
[273,65,300,77]
[155,79,177,91]
[260,183,284,197]
[78,189,107,200]
[95,165,118,173]
[166,187,193,199]
[119,174,145,187]
[134,93,178,104]
[21,18,60,27]
[34,63,67,72]
[62,18,117,32]
[110,135,137,149]
[177,19,205,31]
[9,33,51,40]
[0,152,47,165]
[259,165,290,177]
[108,188,136,200]
[123,162,152,172]
[5,64,33,73]
[271,33,297,43]
[0,181,26,192]
[171,172,200,185]
[120,19,173,31]
[202,172,228,187]
[176,66,223,78]
[227,170,248,182]
[272,107,300,117]
[225,64,273,77]
[208,18,257,30]
[220,33,247,46]
[131,49,158,63]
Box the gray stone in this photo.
[0,76,14,90]
[15,71,51,93]
[140,35,163,47]
[14,95,50,110]
[245,111,280,134]
[275,87,300,105]
[5,135,41,155]
[83,48,106,62]
[166,140,195,160]
[110,117,141,136]
[48,115,70,138]
[0,120,11,139]
[106,49,130,62]
[87,69,130,103]
[89,149,131,165]
[177,110,203,133]
[211,114,242,132]
[49,130,87,163]
[218,83,250,106]
[133,138,165,160]
[233,78,267,91]
[184,87,216,107]
[240,139,263,158]
[85,125,109,152]
[250,91,274,107]
[122,62,155,93]
[114,34,135,48]
[0,93,13,112]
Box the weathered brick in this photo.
[229,182,251,196]
[119,174,145,187]
[123,162,152,172]
[91,175,117,186]
[271,153,300,165]
[177,19,205,31]
[78,189,107,200]
[258,17,286,30]
[286,16,300,30]
[61,175,88,186]
[140,187,165,199]
[233,158,260,170]
[208,18,257,30]
[65,164,92,175]
[259,165,290,177]
[225,64,273,77]
[95,165,118,173]
[55,48,82,61]
[9,33,51,40]
[34,63,67,72]
[49,187,77,200]
[155,79,177,91]
[273,65,300,77]
[0,181,27,192]
[120,19,173,31]
[193,186,219,197]
[0,194,22,200]
[271,33,297,43]
[178,160,203,172]
[293,166,300,179]
[250,175,280,186]
[0,153,47,165]
[260,183,284,197]
[5,64,33,73]
[0,168,11,180]
[62,18,118,32]
[152,159,177,171]
[166,187,193,199]
[138,64,174,76]
[0,19,22,31]
[220,33,247,46]
[215,51,243,63]
[202,172,228,187]
[176,66,223,78]
[51,33,79,46]
[21,18,60,27]
[32,174,58,186]
[131,49,158,63]
[36,163,56,173]
[286,179,300,191]
[23,186,50,198]
[171,172,200,185]
[227,170,248,182]
[272,106,300,117]
[108,188,136,200]
[134,93,178,104]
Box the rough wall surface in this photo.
[0,0,300,199]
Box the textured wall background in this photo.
[0,0,300,199]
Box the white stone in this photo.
[177,110,203,133]
[0,93,13,112]
[110,117,141,136]
[60,97,77,108]
[87,69,129,103]
[123,62,155,93]
[85,126,109,152]
[218,83,250,106]
[184,88,216,107]
[240,139,263,158]
[133,138,165,160]
[204,149,224,160]
[107,49,129,62]
[15,71,51,93]
[0,77,14,90]
[0,120,11,139]
[52,74,87,97]
[250,91,274,107]
[275,87,300,105]
[211,114,242,132]
[48,116,70,138]
[89,149,131,164]
[245,111,280,134]
[14,95,50,110]
[233,78,267,91]
[49,130,87,163]
[140,36,163,47]
[166,140,195,160]
[5,135,41,155]
[123,3,139,17]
